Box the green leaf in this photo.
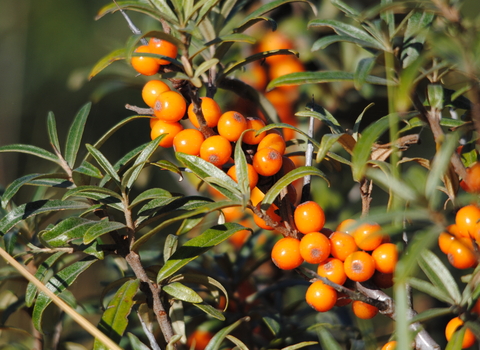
[130,188,172,209]
[402,11,434,68]
[262,167,329,209]
[365,167,419,203]
[330,0,359,17]
[25,252,67,307]
[0,200,90,236]
[1,173,42,208]
[163,282,203,303]
[297,104,343,134]
[96,1,177,25]
[445,326,466,350]
[40,217,97,247]
[225,335,249,350]
[127,333,150,350]
[282,341,319,350]
[195,0,220,25]
[316,134,345,163]
[233,133,250,201]
[63,186,123,202]
[47,112,61,153]
[156,223,249,283]
[409,308,452,324]
[311,34,383,52]
[354,56,377,90]
[73,161,103,179]
[316,325,343,350]
[418,249,461,304]
[151,160,183,180]
[93,279,140,350]
[176,152,240,200]
[351,115,391,181]
[407,277,454,304]
[263,316,280,336]
[83,219,126,244]
[123,137,160,190]
[65,103,91,168]
[308,19,385,51]
[0,144,59,164]
[170,273,228,309]
[353,103,376,136]
[89,48,126,80]
[267,71,393,91]
[193,58,219,80]
[204,316,250,350]
[427,84,444,110]
[86,144,121,183]
[192,303,225,320]
[32,257,97,332]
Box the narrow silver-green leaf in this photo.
[0,144,59,164]
[283,341,319,350]
[204,316,250,350]
[192,303,225,320]
[47,111,61,153]
[1,173,41,208]
[40,217,97,247]
[83,219,126,244]
[195,0,221,25]
[163,282,203,303]
[124,136,160,190]
[407,277,454,304]
[93,279,140,350]
[130,188,172,208]
[354,56,377,90]
[73,161,103,179]
[89,48,125,80]
[402,11,434,68]
[193,58,219,80]
[311,34,382,52]
[63,186,122,202]
[316,325,343,350]
[366,167,419,203]
[409,308,452,324]
[157,223,249,283]
[427,84,444,110]
[233,132,250,201]
[65,103,91,168]
[86,144,121,183]
[0,200,90,236]
[296,107,343,134]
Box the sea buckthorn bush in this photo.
[0,0,480,349]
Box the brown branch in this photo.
[125,104,153,115]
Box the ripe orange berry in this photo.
[188,97,222,128]
[381,341,397,350]
[253,205,281,231]
[352,300,379,319]
[222,205,243,222]
[472,298,480,315]
[150,119,184,148]
[227,164,259,190]
[238,61,267,90]
[257,133,286,155]
[456,204,480,238]
[257,30,294,64]
[372,243,398,274]
[329,231,358,261]
[464,162,480,193]
[153,90,186,122]
[200,135,232,167]
[305,281,337,312]
[243,118,266,145]
[217,111,248,142]
[250,186,265,206]
[229,228,251,249]
[131,45,159,76]
[271,237,303,270]
[439,231,457,254]
[299,232,331,264]
[294,201,326,234]
[344,251,376,282]
[317,258,347,285]
[148,37,178,65]
[445,317,476,349]
[173,128,205,156]
[253,147,283,177]
[352,222,383,251]
[269,57,305,91]
[187,329,213,350]
[142,80,170,107]
[447,238,477,269]
[336,218,357,234]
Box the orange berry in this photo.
[299,232,331,264]
[352,300,378,319]
[253,147,283,177]
[227,164,259,190]
[447,238,477,269]
[217,111,248,142]
[344,251,376,282]
[381,341,397,350]
[173,128,205,155]
[153,90,187,122]
[253,205,281,231]
[188,97,222,128]
[257,30,294,64]
[456,204,480,238]
[148,38,177,65]
[445,317,476,349]
[200,135,232,167]
[250,186,265,206]
[329,231,358,261]
[243,118,266,145]
[269,57,305,91]
[372,243,398,274]
[238,62,267,90]
[257,133,286,155]
[352,222,383,251]
[472,299,480,315]
[464,162,480,193]
[372,271,394,289]
[317,258,347,285]
[142,80,170,107]
[229,228,251,249]
[294,201,325,235]
[222,205,243,222]
[271,237,303,270]
[131,45,159,76]
[336,218,357,234]
[439,231,458,255]
[305,281,337,312]
[187,329,213,350]
[150,119,184,148]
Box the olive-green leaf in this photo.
[93,279,140,350]
[73,161,103,179]
[0,200,90,236]
[163,282,203,303]
[407,277,453,304]
[96,1,177,26]
[32,257,97,332]
[194,58,219,80]
[316,325,343,350]
[47,111,61,153]
[65,103,91,168]
[0,144,59,164]
[127,333,151,350]
[83,219,126,244]
[25,251,67,307]
[283,341,319,350]
[157,223,249,283]
[402,11,434,68]
[445,326,466,350]
[40,217,97,247]
[262,167,329,209]
[233,131,251,201]
[311,34,382,52]
[123,136,160,190]
[86,144,121,183]
[296,107,343,134]
[62,186,123,202]
[1,173,42,209]
[193,303,225,320]
[409,308,452,324]
[418,249,461,303]
[204,317,250,350]
[130,188,172,208]
[89,48,125,80]
[354,56,377,90]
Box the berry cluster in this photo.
[271,201,398,319]
[132,38,178,76]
